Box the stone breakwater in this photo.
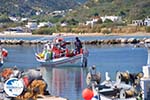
[0,38,150,45]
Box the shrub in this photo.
[146,26,150,33]
[101,28,111,34]
[32,27,56,35]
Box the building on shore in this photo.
[2,27,32,35]
[132,17,150,26]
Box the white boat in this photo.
[36,52,88,67]
[83,66,143,100]
[35,37,89,67]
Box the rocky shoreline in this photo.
[0,38,150,45]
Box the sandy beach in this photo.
[0,32,150,38]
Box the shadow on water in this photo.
[39,65,88,100]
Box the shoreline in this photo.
[0,32,150,38]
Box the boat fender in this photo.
[82,88,94,100]
[2,49,8,57]
[38,53,44,59]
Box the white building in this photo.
[132,20,144,26]
[25,20,38,30]
[21,18,28,22]
[101,16,122,22]
[132,17,150,26]
[61,22,68,27]
[9,16,20,22]
[86,16,101,27]
[144,17,150,26]
[38,22,54,28]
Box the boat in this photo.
[0,47,8,66]
[35,37,89,67]
[82,66,143,100]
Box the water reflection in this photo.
[39,66,88,100]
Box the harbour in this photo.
[0,38,148,100]
[0,0,150,99]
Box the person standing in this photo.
[74,37,82,54]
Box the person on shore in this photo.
[74,37,82,54]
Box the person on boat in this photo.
[74,37,82,54]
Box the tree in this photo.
[0,15,11,23]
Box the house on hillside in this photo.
[61,22,68,27]
[86,16,101,27]
[20,18,28,22]
[101,16,122,22]
[132,20,144,26]
[132,17,150,26]
[144,17,150,26]
[38,22,54,28]
[9,16,20,22]
[86,15,122,26]
[9,16,28,22]
[25,20,38,30]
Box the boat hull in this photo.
[99,94,137,100]
[36,53,88,67]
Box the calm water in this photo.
[0,44,147,100]
[1,35,150,41]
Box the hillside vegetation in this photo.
[65,0,150,22]
[0,0,80,16]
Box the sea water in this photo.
[0,44,147,100]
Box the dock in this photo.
[37,95,68,100]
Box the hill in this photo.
[0,0,86,17]
[65,0,150,22]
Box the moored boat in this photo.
[82,66,143,100]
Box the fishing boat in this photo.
[35,37,89,67]
[82,66,143,100]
